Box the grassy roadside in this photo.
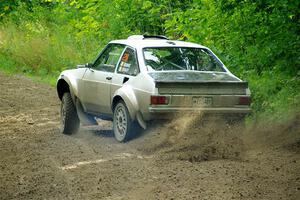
[0,21,99,86]
[0,53,57,86]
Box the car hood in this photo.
[148,71,241,83]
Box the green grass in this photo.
[0,21,99,86]
[0,53,57,86]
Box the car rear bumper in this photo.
[146,107,251,120]
[149,107,251,113]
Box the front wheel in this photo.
[113,101,134,142]
[60,92,80,135]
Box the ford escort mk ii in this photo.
[57,35,251,142]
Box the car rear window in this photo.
[143,47,225,72]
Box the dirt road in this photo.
[0,72,299,200]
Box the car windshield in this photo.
[143,47,225,72]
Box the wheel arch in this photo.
[57,78,77,103]
[112,86,139,121]
[112,95,123,111]
[57,79,70,100]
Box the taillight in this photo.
[238,96,251,105]
[150,96,169,105]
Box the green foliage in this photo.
[0,0,299,120]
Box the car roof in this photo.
[109,37,207,49]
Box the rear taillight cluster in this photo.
[150,96,169,105]
[238,96,251,105]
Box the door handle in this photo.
[106,77,112,80]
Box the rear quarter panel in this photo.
[112,72,155,120]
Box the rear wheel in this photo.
[60,92,79,135]
[113,101,134,142]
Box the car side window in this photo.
[93,44,125,72]
[117,47,140,76]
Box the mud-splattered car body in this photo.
[57,35,251,142]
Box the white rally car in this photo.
[57,35,251,142]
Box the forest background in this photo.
[0,0,299,121]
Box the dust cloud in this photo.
[136,111,300,163]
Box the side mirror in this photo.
[85,63,93,68]
[77,63,92,68]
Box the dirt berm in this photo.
[0,72,299,200]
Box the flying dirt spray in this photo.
[138,112,246,162]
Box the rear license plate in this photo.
[192,97,212,107]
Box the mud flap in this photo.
[75,99,98,126]
[136,112,147,130]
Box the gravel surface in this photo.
[0,72,299,200]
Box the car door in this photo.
[111,47,140,97]
[81,43,125,114]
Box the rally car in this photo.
[57,35,251,142]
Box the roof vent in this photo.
[127,35,168,40]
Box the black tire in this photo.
[60,92,80,135]
[113,100,135,142]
